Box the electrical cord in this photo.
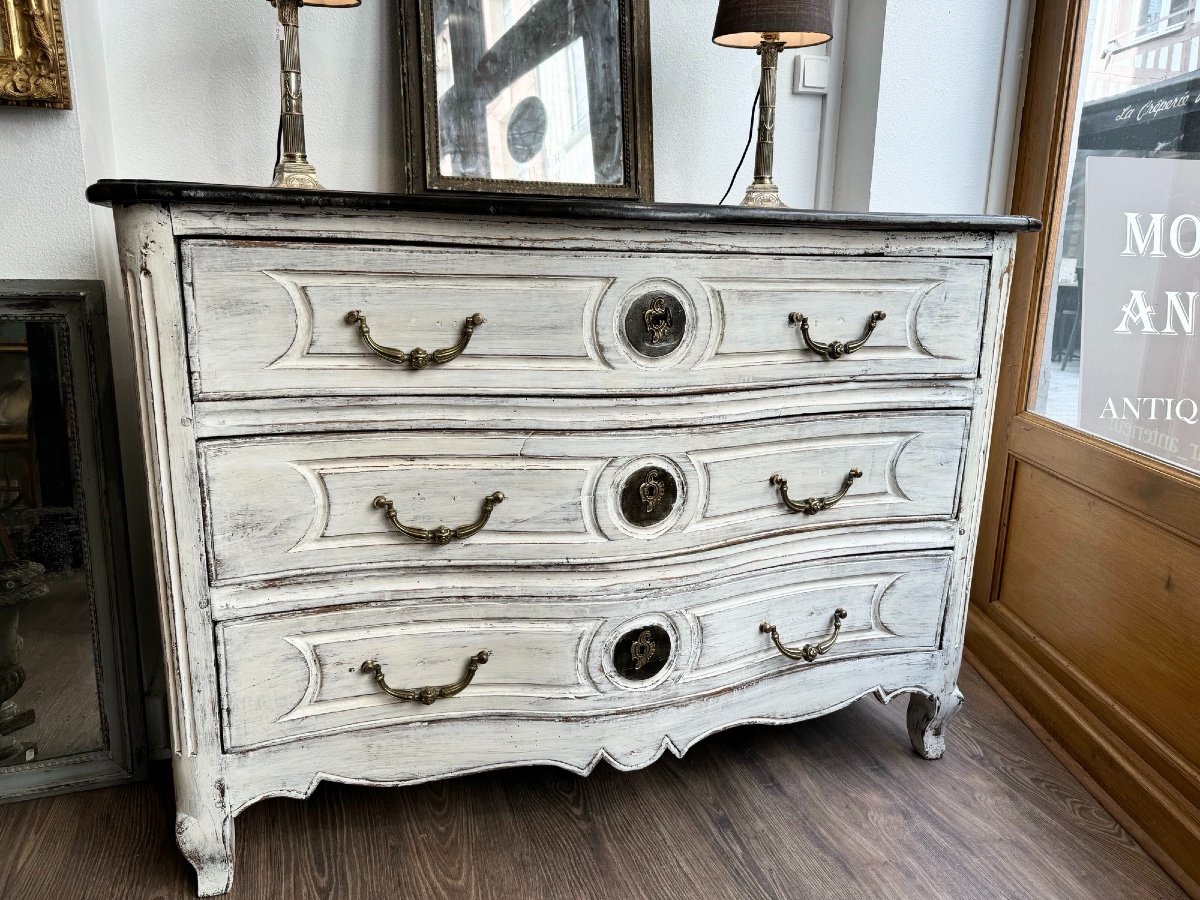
[719,86,760,205]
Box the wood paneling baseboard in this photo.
[967,614,1200,898]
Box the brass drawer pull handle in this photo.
[374,492,505,545]
[761,609,848,663]
[346,311,484,369]
[789,310,886,359]
[770,468,862,515]
[360,651,490,705]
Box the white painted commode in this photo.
[88,180,1037,896]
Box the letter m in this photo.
[1123,213,1166,257]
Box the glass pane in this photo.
[0,322,105,768]
[1031,0,1200,476]
[431,0,625,185]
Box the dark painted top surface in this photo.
[86,180,1042,234]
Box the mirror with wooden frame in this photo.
[398,0,654,200]
[0,282,143,802]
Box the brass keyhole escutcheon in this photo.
[619,465,678,527]
[614,625,671,681]
[639,469,664,512]
[644,298,673,345]
[624,292,686,358]
[630,630,657,670]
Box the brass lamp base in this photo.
[740,36,789,209]
[272,158,323,190]
[742,178,785,208]
[270,0,324,190]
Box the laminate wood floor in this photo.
[0,663,1184,900]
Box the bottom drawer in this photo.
[218,551,953,752]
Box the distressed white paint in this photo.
[182,241,988,396]
[105,197,1017,896]
[219,552,952,751]
[199,413,967,584]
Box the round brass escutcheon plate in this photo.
[624,291,686,358]
[613,625,671,681]
[619,465,678,527]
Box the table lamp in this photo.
[713,0,832,208]
[268,0,361,189]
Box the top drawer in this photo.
[181,241,989,400]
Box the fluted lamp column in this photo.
[268,0,361,189]
[713,0,832,208]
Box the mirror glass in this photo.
[0,320,105,768]
[430,0,626,186]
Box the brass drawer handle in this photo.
[374,492,505,545]
[360,651,490,705]
[346,311,484,369]
[789,310,886,359]
[761,608,848,662]
[770,468,862,515]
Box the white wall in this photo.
[831,0,887,213]
[845,0,1025,215]
[97,0,400,193]
[0,0,97,279]
[90,0,823,206]
[652,0,825,206]
[2,0,1029,286]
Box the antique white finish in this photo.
[200,413,968,584]
[99,186,1027,896]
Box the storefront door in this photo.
[970,0,1200,892]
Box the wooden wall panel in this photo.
[996,463,1200,772]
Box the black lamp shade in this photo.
[713,0,832,49]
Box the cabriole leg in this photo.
[906,687,964,760]
[176,808,235,897]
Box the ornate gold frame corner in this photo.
[0,0,72,109]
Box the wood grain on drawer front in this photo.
[181,240,989,399]
[217,551,952,751]
[199,413,967,586]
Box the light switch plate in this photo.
[793,53,830,95]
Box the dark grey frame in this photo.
[398,0,655,201]
[0,280,144,802]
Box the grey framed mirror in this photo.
[399,0,654,200]
[0,282,144,802]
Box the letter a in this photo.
[1114,291,1158,334]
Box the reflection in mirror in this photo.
[430,0,625,185]
[0,321,104,767]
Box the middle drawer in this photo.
[200,412,968,586]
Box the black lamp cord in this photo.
[719,86,761,205]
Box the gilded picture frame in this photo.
[0,0,72,110]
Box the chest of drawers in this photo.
[89,181,1036,896]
